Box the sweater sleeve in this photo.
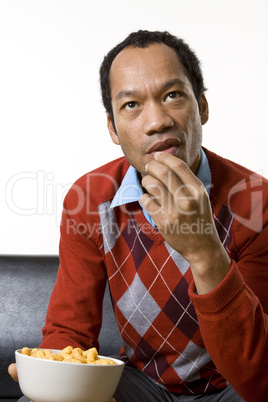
[40,192,107,351]
[188,220,268,401]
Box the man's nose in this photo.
[143,103,174,135]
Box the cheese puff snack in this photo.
[20,346,116,365]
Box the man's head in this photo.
[100,30,207,130]
[99,30,209,176]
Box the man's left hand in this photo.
[140,152,231,294]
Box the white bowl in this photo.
[15,349,125,402]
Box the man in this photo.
[9,30,268,401]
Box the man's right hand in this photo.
[8,363,18,382]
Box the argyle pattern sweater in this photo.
[41,148,268,401]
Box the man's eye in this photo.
[124,101,138,110]
[165,91,181,101]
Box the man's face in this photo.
[108,43,208,176]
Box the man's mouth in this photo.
[147,138,181,157]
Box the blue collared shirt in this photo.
[110,149,211,227]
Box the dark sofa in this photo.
[0,255,122,402]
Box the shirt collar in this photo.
[110,148,211,209]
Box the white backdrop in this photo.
[1,0,267,254]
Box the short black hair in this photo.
[99,30,207,128]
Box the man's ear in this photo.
[107,114,120,145]
[200,94,209,125]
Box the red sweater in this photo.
[41,148,268,401]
